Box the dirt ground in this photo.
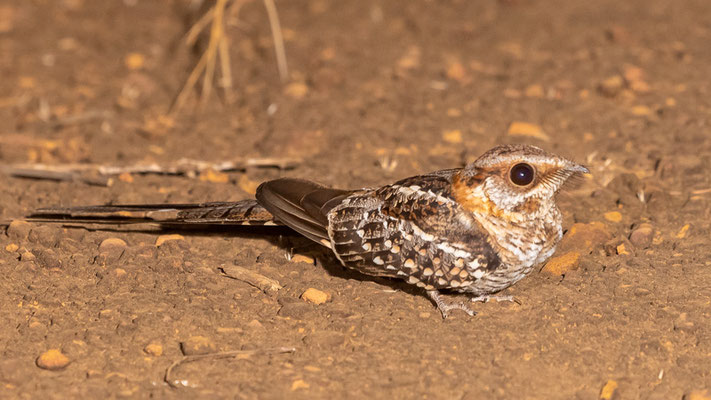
[1,0,710,398]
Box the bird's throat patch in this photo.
[452,173,503,217]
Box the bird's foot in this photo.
[469,294,521,304]
[426,290,477,319]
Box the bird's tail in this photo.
[27,200,279,227]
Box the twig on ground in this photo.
[164,347,296,388]
[3,157,301,183]
[691,188,711,195]
[219,264,282,294]
[1,167,113,186]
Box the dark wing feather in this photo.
[255,178,352,246]
[27,200,276,226]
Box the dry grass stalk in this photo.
[171,0,289,115]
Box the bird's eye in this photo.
[509,163,535,186]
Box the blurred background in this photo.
[0,0,709,398]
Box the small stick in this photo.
[1,167,113,186]
[219,264,282,294]
[164,347,296,388]
[691,188,711,195]
[4,157,300,182]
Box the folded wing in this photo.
[255,178,352,247]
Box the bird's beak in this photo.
[565,162,590,175]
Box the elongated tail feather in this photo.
[28,200,278,226]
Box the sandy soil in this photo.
[1,0,710,398]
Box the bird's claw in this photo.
[427,290,477,319]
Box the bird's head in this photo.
[454,144,588,216]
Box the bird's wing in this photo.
[328,169,502,287]
[255,178,352,247]
[27,200,276,226]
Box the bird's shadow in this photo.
[51,222,425,299]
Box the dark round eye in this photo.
[509,163,535,186]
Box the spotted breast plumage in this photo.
[29,144,588,318]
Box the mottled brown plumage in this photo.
[29,144,587,318]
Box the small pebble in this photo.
[446,60,469,84]
[20,250,36,261]
[284,82,309,99]
[676,224,690,239]
[143,343,163,357]
[301,288,330,305]
[278,302,313,320]
[155,234,184,247]
[598,75,624,97]
[291,379,310,391]
[180,336,216,356]
[507,121,550,141]
[35,249,61,269]
[124,52,145,70]
[525,84,544,98]
[542,251,580,276]
[199,169,229,183]
[616,243,630,255]
[99,238,127,252]
[28,226,60,247]
[558,222,612,253]
[291,254,315,264]
[5,243,18,252]
[629,224,653,248]
[36,349,70,370]
[442,129,463,144]
[631,105,652,116]
[604,211,622,223]
[6,220,31,240]
[246,319,264,330]
[599,380,618,399]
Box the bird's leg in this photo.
[469,294,520,304]
[426,290,477,319]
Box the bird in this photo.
[29,144,588,318]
